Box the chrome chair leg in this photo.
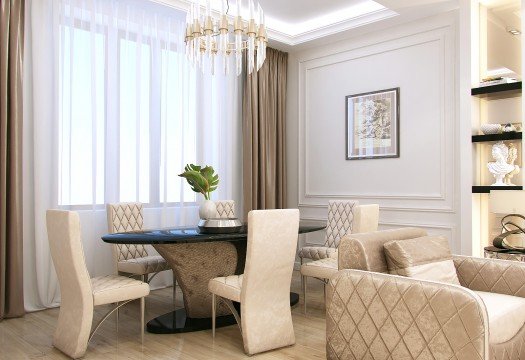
[300,258,304,291]
[116,302,119,333]
[303,275,308,315]
[212,293,216,338]
[140,297,145,345]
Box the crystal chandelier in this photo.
[185,0,267,75]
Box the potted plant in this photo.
[179,164,219,219]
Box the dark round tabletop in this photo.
[101,223,326,244]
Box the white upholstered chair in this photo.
[106,203,174,303]
[208,209,300,355]
[300,202,379,313]
[47,210,149,359]
[215,200,235,218]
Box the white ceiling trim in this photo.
[267,8,398,46]
[152,0,398,46]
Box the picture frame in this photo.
[345,87,400,160]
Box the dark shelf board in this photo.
[472,186,523,193]
[471,82,522,98]
[472,132,522,142]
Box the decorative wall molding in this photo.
[297,23,456,213]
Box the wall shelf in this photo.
[471,81,522,98]
[472,132,522,142]
[472,186,523,193]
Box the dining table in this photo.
[101,222,325,334]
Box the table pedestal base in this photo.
[147,293,300,334]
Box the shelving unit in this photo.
[471,83,522,193]
[472,185,523,193]
[472,132,522,142]
[471,81,522,97]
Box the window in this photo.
[56,2,218,207]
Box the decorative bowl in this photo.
[480,124,502,135]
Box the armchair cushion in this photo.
[384,235,460,285]
[476,291,525,344]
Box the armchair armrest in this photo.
[326,270,488,360]
[453,255,525,297]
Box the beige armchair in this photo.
[326,227,525,360]
[106,203,174,303]
[47,210,149,359]
[208,209,300,355]
[300,203,379,312]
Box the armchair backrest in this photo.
[106,203,148,262]
[338,227,428,273]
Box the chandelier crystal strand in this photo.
[184,0,267,75]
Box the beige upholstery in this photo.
[208,209,300,355]
[300,258,338,279]
[47,210,149,359]
[208,274,243,302]
[299,203,379,313]
[215,200,235,218]
[384,235,461,285]
[326,227,525,360]
[106,203,170,275]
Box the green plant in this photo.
[178,164,219,200]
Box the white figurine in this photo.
[487,142,515,186]
[505,143,520,185]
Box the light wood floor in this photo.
[0,271,327,359]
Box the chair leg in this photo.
[173,277,177,307]
[141,275,147,313]
[140,297,145,345]
[303,275,308,315]
[116,302,119,333]
[212,293,216,338]
[300,258,304,291]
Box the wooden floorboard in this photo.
[0,271,327,359]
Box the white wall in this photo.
[287,12,466,254]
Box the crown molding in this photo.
[267,8,398,46]
[150,0,398,46]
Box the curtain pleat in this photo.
[242,48,287,217]
[0,0,25,320]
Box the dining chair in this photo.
[208,209,300,355]
[106,203,175,305]
[46,210,149,359]
[215,200,235,218]
[300,202,379,313]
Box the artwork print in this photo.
[345,88,399,160]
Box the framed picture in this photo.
[345,88,400,160]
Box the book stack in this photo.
[479,76,518,87]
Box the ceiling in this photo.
[159,0,460,48]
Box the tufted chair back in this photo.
[215,200,235,218]
[324,200,359,249]
[106,203,148,262]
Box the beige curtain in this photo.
[243,48,288,217]
[0,0,25,320]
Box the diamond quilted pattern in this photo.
[325,200,358,248]
[326,270,487,360]
[215,200,235,218]
[454,255,525,298]
[107,203,149,261]
[299,200,357,261]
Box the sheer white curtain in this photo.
[23,0,242,311]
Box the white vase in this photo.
[199,200,217,220]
